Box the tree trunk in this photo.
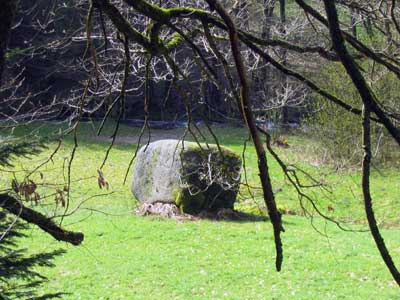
[350,8,357,38]
[279,0,289,131]
[0,0,17,85]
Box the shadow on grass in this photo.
[196,209,269,223]
[29,292,69,300]
[197,209,295,225]
[136,203,298,224]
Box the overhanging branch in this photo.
[0,194,84,246]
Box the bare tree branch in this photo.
[0,194,84,246]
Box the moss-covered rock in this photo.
[131,139,242,215]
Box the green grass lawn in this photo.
[1,122,399,299]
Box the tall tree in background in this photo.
[0,0,17,84]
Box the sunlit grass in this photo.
[1,121,399,299]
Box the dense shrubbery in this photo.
[306,62,399,168]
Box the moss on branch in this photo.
[165,32,184,50]
[93,0,151,49]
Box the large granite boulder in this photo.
[131,139,242,214]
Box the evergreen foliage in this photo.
[0,211,65,300]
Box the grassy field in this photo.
[1,122,399,299]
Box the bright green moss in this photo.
[165,33,184,50]
[177,143,242,214]
[175,189,206,215]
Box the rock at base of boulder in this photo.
[135,202,182,218]
[131,139,242,214]
[135,202,267,222]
